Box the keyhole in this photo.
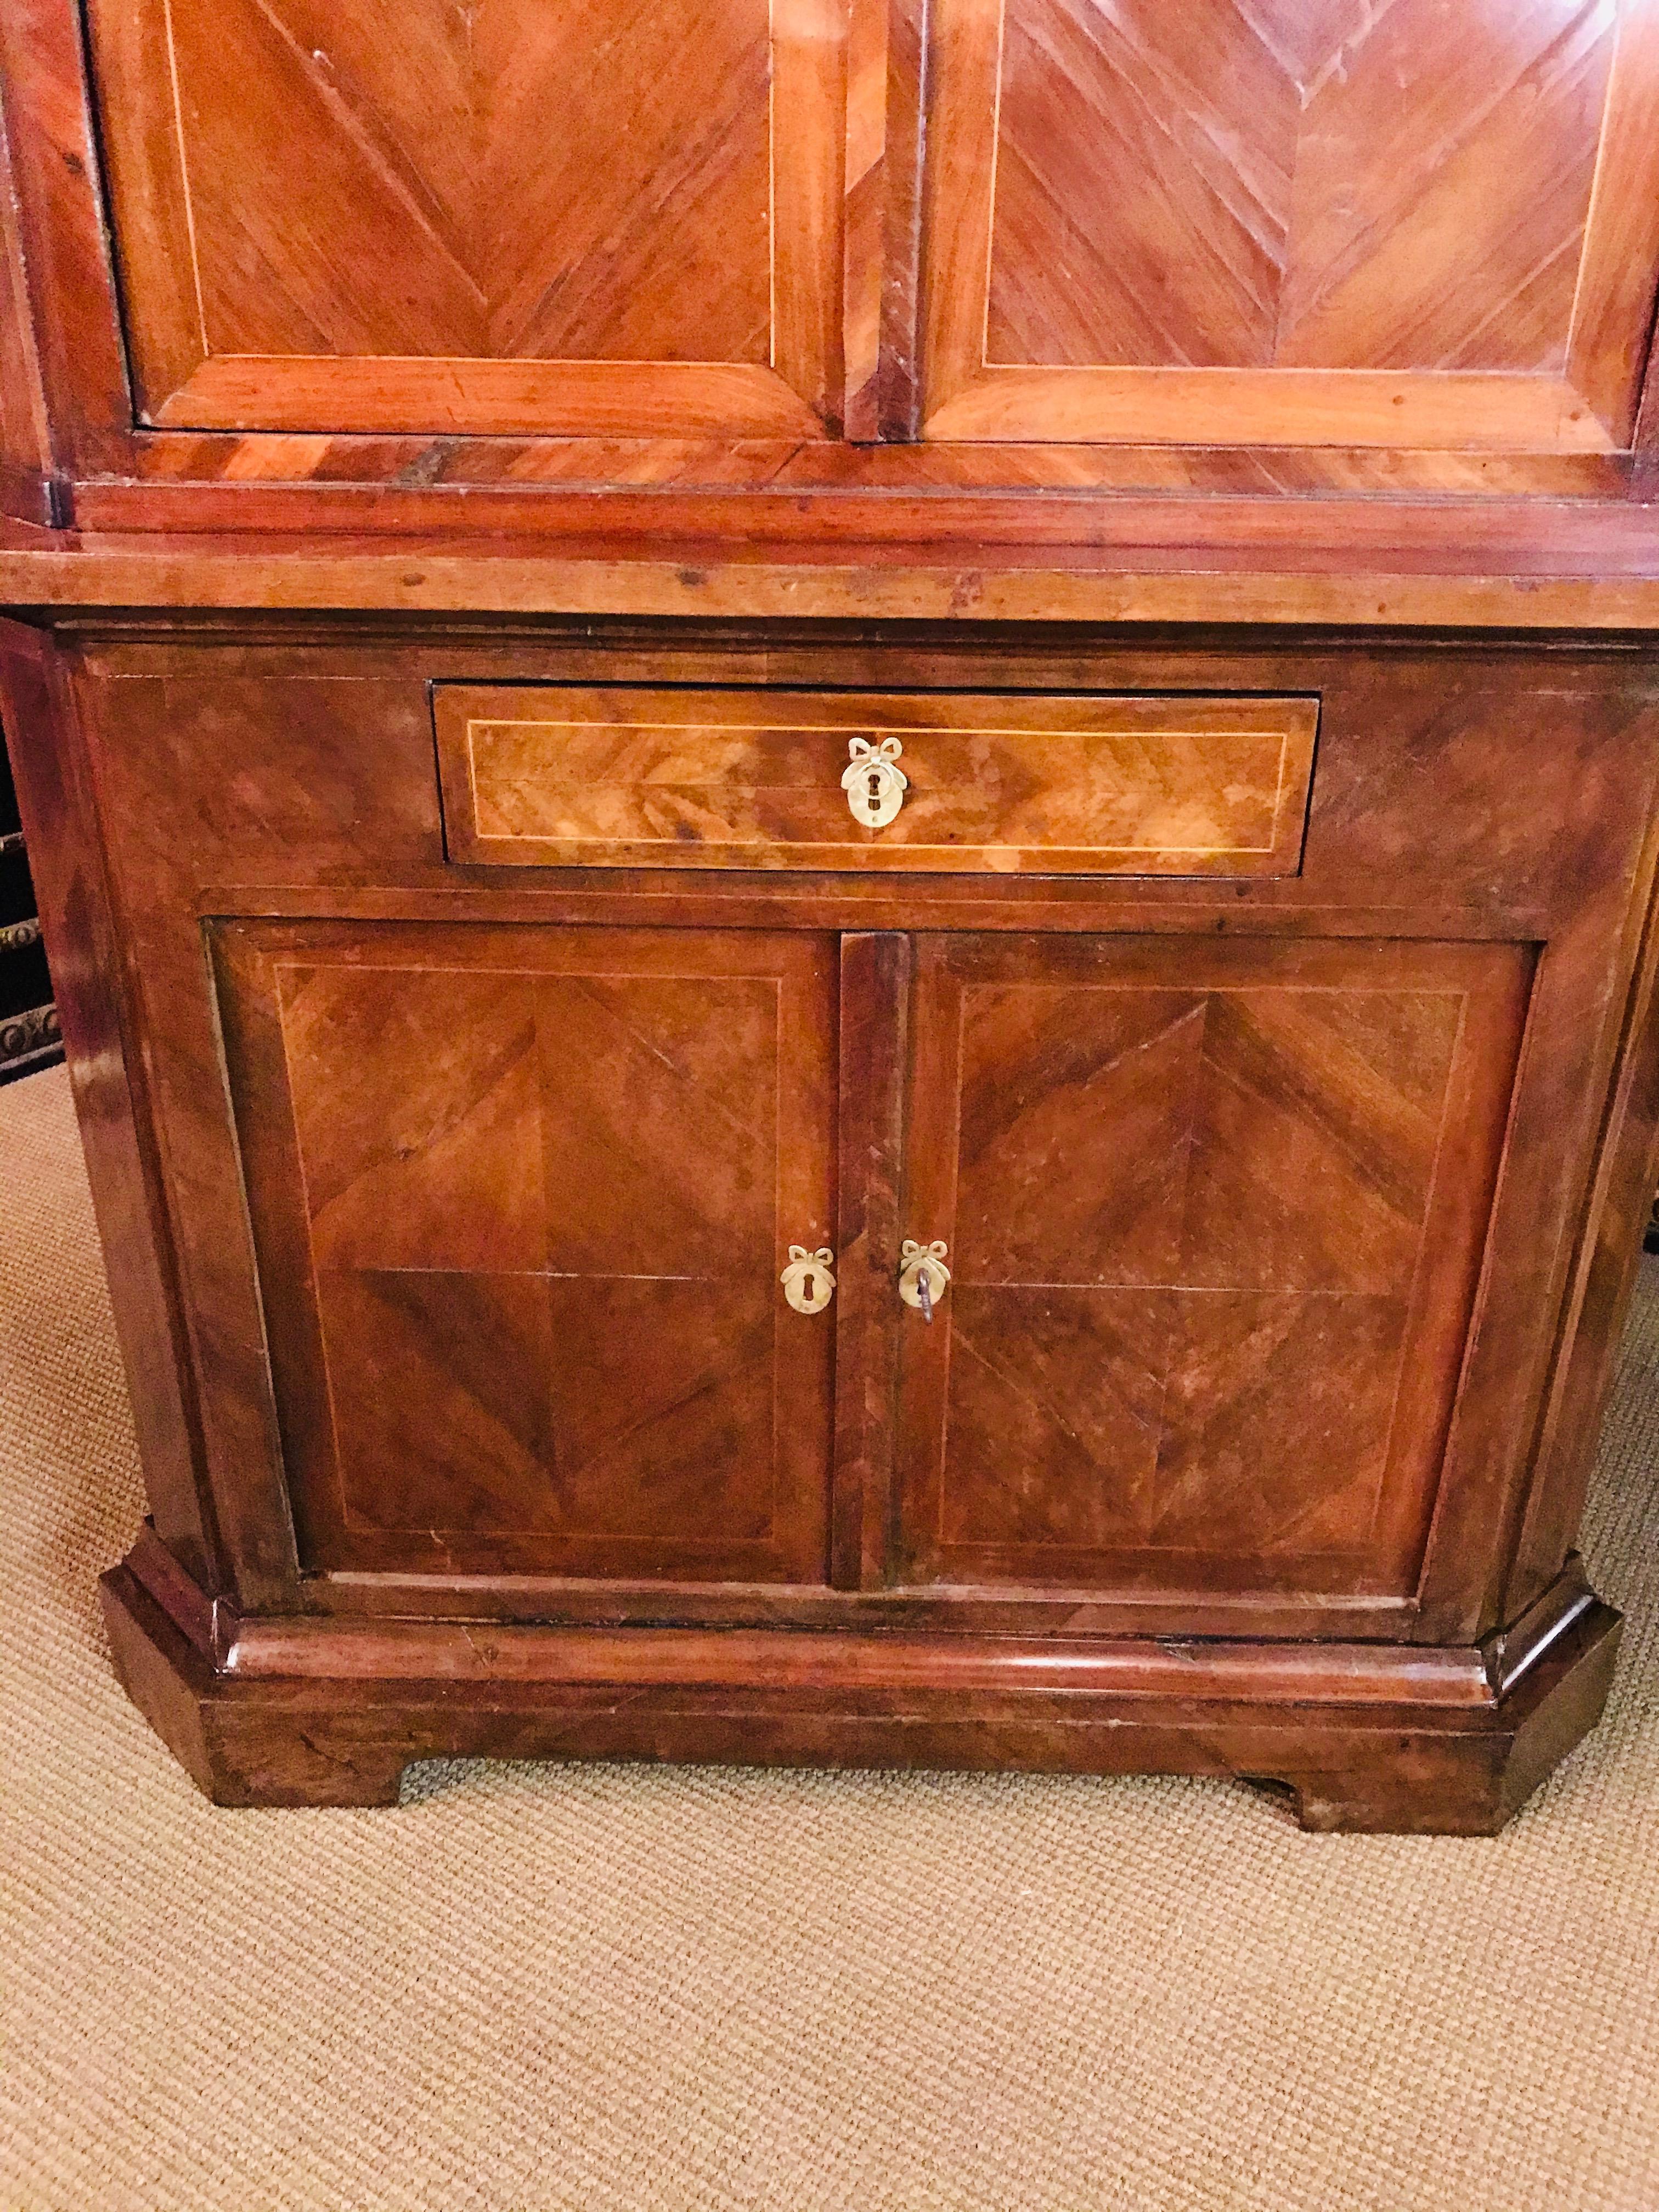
[867,770,883,816]
[803,1276,817,1304]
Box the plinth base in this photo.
[99,1545,1622,1834]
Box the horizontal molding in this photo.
[125,1530,1497,1708]
[151,359,826,442]
[10,552,1659,630]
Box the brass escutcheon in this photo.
[898,1239,951,1318]
[780,1245,837,1314]
[841,736,909,828]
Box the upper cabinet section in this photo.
[917,0,1659,448]
[4,0,1658,481]
[82,0,845,436]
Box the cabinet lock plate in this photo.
[780,1245,837,1314]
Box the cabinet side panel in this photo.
[0,0,133,472]
[0,624,215,1584]
[1508,834,1659,1613]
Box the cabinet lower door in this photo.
[893,933,1531,1599]
[214,921,838,1583]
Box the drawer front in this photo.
[435,687,1317,875]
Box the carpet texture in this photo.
[2,1062,1658,2211]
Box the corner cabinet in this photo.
[2,0,1658,1832]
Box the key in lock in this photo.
[842,736,909,828]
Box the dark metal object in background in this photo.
[0,721,61,1084]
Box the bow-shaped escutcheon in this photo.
[780,1245,837,1314]
[841,736,909,828]
[898,1239,951,1321]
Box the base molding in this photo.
[99,1549,1623,1833]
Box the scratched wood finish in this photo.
[82,0,845,437]
[843,0,929,439]
[213,918,839,1581]
[436,686,1317,874]
[78,434,1643,507]
[890,933,1532,1595]
[0,85,53,526]
[918,0,1659,448]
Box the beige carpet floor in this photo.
[2,1064,1658,2211]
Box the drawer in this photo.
[434,687,1318,876]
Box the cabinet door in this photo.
[84,0,843,437]
[891,933,1531,1599]
[213,921,838,1584]
[915,0,1659,449]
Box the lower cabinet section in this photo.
[24,629,1651,1831]
[212,916,1531,1616]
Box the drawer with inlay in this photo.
[433,686,1318,875]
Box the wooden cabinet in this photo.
[5,0,1650,469]
[3,0,1658,1832]
[0,614,1638,1833]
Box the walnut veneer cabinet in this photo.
[3,0,1659,1831]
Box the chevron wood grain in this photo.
[84,0,846,436]
[215,921,838,1583]
[893,934,1531,1596]
[919,0,1659,448]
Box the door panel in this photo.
[892,934,1532,1598]
[917,0,1659,448]
[213,920,838,1583]
[86,0,844,436]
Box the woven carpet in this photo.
[2,1064,1658,2212]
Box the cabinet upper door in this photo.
[84,0,844,436]
[213,919,838,1585]
[916,0,1659,449]
[890,932,1531,1601]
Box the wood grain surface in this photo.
[890,932,1531,1597]
[918,0,1659,448]
[83,0,846,437]
[213,918,839,1582]
[4,0,1659,499]
[436,685,1318,874]
[0,81,53,526]
[100,1549,1624,1828]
